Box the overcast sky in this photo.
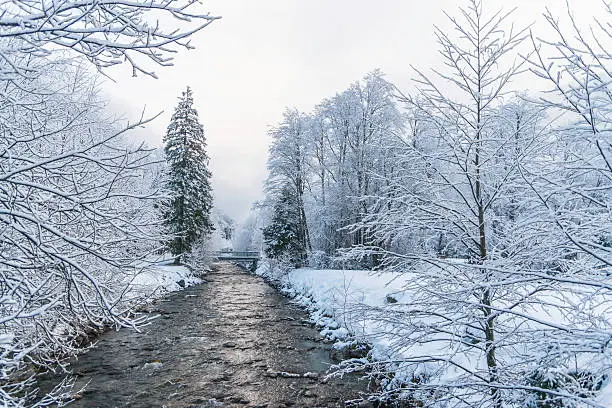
[102,0,600,222]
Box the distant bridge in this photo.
[214,251,261,270]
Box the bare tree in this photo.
[0,64,165,406]
[0,0,219,79]
[338,2,610,407]
[400,4,530,404]
[264,108,312,266]
[0,1,218,405]
[307,71,404,261]
[528,1,612,268]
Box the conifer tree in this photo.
[163,86,214,263]
[262,185,308,266]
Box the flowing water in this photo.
[38,262,369,407]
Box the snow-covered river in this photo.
[38,262,368,407]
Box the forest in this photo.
[252,1,612,407]
[0,0,609,407]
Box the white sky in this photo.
[103,0,600,222]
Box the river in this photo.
[38,262,369,407]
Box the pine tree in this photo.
[262,185,308,267]
[163,86,214,263]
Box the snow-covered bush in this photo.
[307,251,330,269]
[255,259,294,285]
[183,236,215,272]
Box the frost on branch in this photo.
[259,1,611,406]
[0,63,164,406]
[0,0,220,79]
[0,1,216,405]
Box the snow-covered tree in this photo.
[263,108,311,264]
[251,1,611,406]
[0,0,219,80]
[0,62,165,406]
[309,70,404,261]
[527,1,612,268]
[233,207,266,253]
[202,209,234,252]
[337,2,610,407]
[262,72,403,266]
[216,213,235,241]
[263,186,308,266]
[0,1,218,404]
[162,86,214,263]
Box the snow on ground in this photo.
[256,261,612,406]
[125,255,203,302]
[131,261,202,295]
[599,381,612,408]
[256,262,408,359]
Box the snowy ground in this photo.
[126,256,204,300]
[255,263,408,378]
[255,262,612,407]
[260,266,406,346]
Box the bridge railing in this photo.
[215,251,260,259]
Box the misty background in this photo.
[101,0,599,222]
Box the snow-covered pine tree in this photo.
[263,108,312,265]
[163,86,214,263]
[262,185,308,267]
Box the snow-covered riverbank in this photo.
[255,262,410,402]
[255,261,612,407]
[127,257,204,300]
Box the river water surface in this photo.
[39,262,369,407]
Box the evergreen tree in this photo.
[163,86,214,263]
[263,108,311,266]
[262,185,308,267]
